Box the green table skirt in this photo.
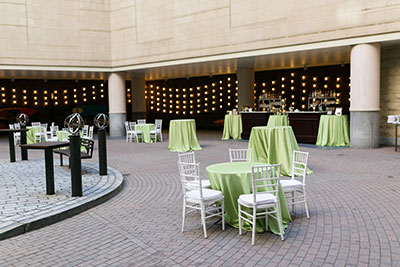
[267,115,289,127]
[206,162,291,234]
[168,119,202,152]
[248,126,312,176]
[222,114,242,140]
[135,123,155,143]
[316,115,350,146]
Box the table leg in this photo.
[21,130,28,160]
[44,148,55,195]
[8,132,15,162]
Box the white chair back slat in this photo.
[178,162,203,199]
[82,125,89,137]
[251,164,281,204]
[229,148,252,162]
[178,151,196,164]
[41,123,48,131]
[31,122,41,127]
[129,122,136,130]
[291,150,309,183]
[88,126,94,139]
[125,121,131,131]
[155,119,162,130]
[137,119,146,125]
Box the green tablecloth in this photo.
[168,119,202,152]
[222,114,242,140]
[267,115,289,127]
[248,126,312,176]
[56,130,70,142]
[26,126,44,144]
[56,130,87,152]
[206,162,291,234]
[135,123,155,143]
[316,115,350,147]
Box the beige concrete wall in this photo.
[0,0,110,67]
[380,45,400,144]
[110,0,400,67]
[1,0,400,68]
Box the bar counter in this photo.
[240,111,326,143]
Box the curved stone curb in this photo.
[0,161,123,241]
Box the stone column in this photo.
[108,72,126,137]
[130,72,147,122]
[236,67,255,109]
[350,43,381,148]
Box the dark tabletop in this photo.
[0,129,29,133]
[20,141,70,149]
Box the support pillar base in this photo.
[350,111,380,148]
[109,113,126,137]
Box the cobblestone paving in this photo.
[0,147,123,239]
[0,131,400,266]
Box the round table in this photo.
[134,123,155,143]
[222,114,242,140]
[267,115,290,127]
[206,161,291,234]
[168,119,202,152]
[248,126,312,176]
[316,115,350,146]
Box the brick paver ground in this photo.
[0,130,400,266]
[0,157,122,239]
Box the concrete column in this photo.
[130,72,147,122]
[108,72,126,137]
[350,43,381,148]
[236,67,255,109]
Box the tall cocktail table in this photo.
[168,119,201,152]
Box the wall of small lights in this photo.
[254,65,350,112]
[145,74,238,127]
[0,79,115,126]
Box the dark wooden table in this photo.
[20,142,69,195]
[0,128,29,162]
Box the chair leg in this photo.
[276,203,284,241]
[265,209,269,231]
[303,187,310,219]
[292,191,295,212]
[200,202,207,238]
[252,207,256,245]
[160,133,163,142]
[221,199,225,231]
[181,199,186,232]
[238,202,242,236]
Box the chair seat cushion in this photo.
[186,189,222,201]
[187,179,211,189]
[280,179,304,190]
[47,137,58,142]
[239,193,277,206]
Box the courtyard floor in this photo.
[0,130,399,267]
